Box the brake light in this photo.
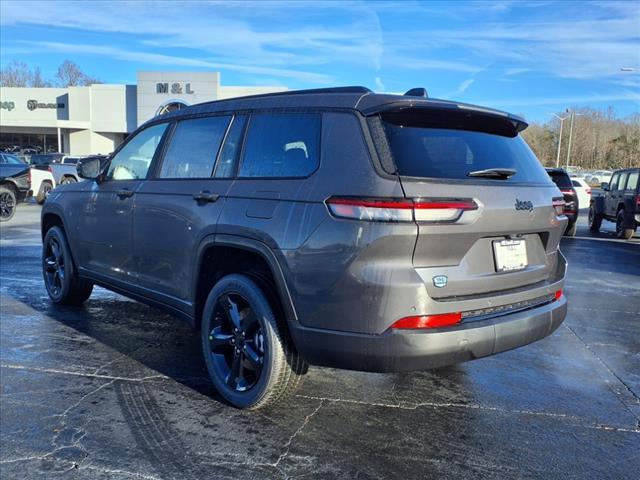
[552,197,565,215]
[391,312,462,329]
[554,289,563,301]
[586,188,591,195]
[636,195,640,208]
[325,197,478,223]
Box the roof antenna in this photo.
[404,88,428,98]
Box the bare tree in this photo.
[523,108,640,170]
[0,60,31,87]
[54,60,101,87]
[55,60,86,86]
[31,67,52,88]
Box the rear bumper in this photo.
[291,296,567,372]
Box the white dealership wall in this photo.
[0,84,135,155]
[0,71,286,155]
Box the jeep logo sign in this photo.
[514,199,534,212]
[156,82,195,94]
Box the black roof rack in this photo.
[200,86,373,106]
[404,87,428,98]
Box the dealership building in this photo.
[0,72,286,155]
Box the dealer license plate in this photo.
[493,239,528,272]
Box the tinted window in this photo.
[239,113,320,178]
[381,114,551,184]
[609,173,619,191]
[625,171,639,191]
[1,154,24,165]
[30,154,62,165]
[159,116,230,179]
[548,171,572,189]
[107,123,168,180]
[571,180,580,187]
[617,173,628,191]
[215,115,247,178]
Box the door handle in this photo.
[116,189,134,198]
[193,191,219,203]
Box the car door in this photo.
[605,172,621,217]
[75,122,170,284]
[133,114,243,305]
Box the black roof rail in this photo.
[404,87,429,98]
[200,86,373,106]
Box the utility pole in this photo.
[566,111,575,169]
[565,110,583,169]
[551,112,569,168]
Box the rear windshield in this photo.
[380,112,551,184]
[30,154,62,165]
[548,171,572,189]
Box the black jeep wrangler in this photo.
[589,167,640,240]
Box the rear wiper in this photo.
[467,168,517,179]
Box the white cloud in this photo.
[25,42,334,84]
[476,91,640,108]
[456,78,475,94]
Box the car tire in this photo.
[42,226,94,305]
[201,274,306,409]
[36,181,53,204]
[0,185,17,222]
[616,210,634,240]
[60,176,77,185]
[588,206,602,232]
[565,221,577,237]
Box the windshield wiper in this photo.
[467,168,517,179]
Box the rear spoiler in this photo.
[361,101,528,136]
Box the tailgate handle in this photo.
[193,191,219,203]
[116,189,134,198]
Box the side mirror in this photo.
[601,182,609,191]
[77,156,106,181]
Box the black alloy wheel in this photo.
[208,292,265,392]
[43,236,66,299]
[201,274,306,409]
[42,226,93,305]
[0,187,16,221]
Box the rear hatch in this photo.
[373,107,565,300]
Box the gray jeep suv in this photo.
[41,87,568,409]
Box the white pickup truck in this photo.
[2,153,57,204]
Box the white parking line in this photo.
[563,236,639,244]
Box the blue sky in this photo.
[1,0,639,122]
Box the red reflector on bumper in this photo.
[391,312,462,330]
[554,289,563,300]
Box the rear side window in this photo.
[159,116,230,179]
[548,171,572,189]
[625,171,639,191]
[239,113,320,178]
[379,111,551,184]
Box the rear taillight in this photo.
[325,197,478,223]
[47,166,53,173]
[586,188,591,195]
[554,289,563,301]
[636,195,640,208]
[552,197,565,215]
[391,312,462,330]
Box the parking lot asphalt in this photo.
[1,203,639,480]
